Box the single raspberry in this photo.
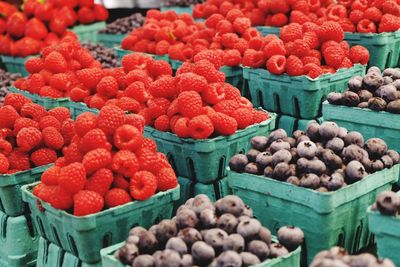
[112,150,139,177]
[98,105,125,136]
[302,56,321,66]
[318,21,344,43]
[148,76,177,99]
[280,23,303,43]
[125,69,152,88]
[177,91,203,119]
[233,38,249,55]
[78,128,111,154]
[76,68,104,90]
[339,41,350,57]
[60,119,76,145]
[174,117,190,138]
[33,183,46,197]
[25,57,44,74]
[213,100,241,116]
[59,162,87,194]
[263,39,286,59]
[55,157,66,167]
[363,7,382,23]
[121,53,153,73]
[379,13,400,32]
[44,51,67,73]
[4,93,32,112]
[357,19,377,33]
[270,13,289,27]
[290,39,310,58]
[42,127,64,150]
[85,168,114,197]
[42,166,61,186]
[176,73,209,94]
[154,115,170,132]
[48,186,73,210]
[17,127,42,152]
[0,105,20,129]
[49,73,72,92]
[223,49,242,67]
[149,60,172,79]
[252,109,270,123]
[0,153,9,174]
[0,139,12,155]
[129,171,158,200]
[147,98,171,119]
[96,76,118,98]
[13,118,39,136]
[113,124,143,151]
[242,49,265,68]
[221,33,240,49]
[125,81,152,103]
[31,148,57,167]
[304,63,323,79]
[188,115,214,139]
[82,148,112,174]
[124,114,145,133]
[193,50,223,70]
[20,103,47,121]
[233,17,251,34]
[105,188,131,208]
[193,59,223,83]
[140,138,157,153]
[266,55,286,75]
[382,1,400,16]
[48,107,70,123]
[339,57,353,68]
[351,0,368,11]
[231,108,254,129]
[286,55,304,76]
[202,83,226,105]
[73,190,104,216]
[323,45,345,69]
[39,115,61,131]
[209,112,238,136]
[39,86,64,99]
[349,10,364,24]
[157,167,178,191]
[63,142,83,164]
[7,151,30,171]
[349,45,370,65]
[113,175,130,190]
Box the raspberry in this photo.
[0,153,9,174]
[233,38,249,55]
[280,23,303,43]
[105,188,131,208]
[340,41,350,57]
[25,57,44,74]
[125,82,152,103]
[85,168,114,197]
[146,97,171,120]
[95,76,118,98]
[231,108,253,129]
[44,51,67,73]
[4,93,32,112]
[115,97,141,113]
[174,117,190,138]
[223,84,241,102]
[382,1,400,16]
[73,190,104,216]
[31,148,57,167]
[17,127,42,152]
[113,175,129,190]
[304,63,323,79]
[202,83,225,105]
[0,139,12,155]
[112,150,139,177]
[339,57,353,68]
[78,128,111,154]
[221,33,240,49]
[59,162,87,194]
[252,110,270,123]
[266,55,286,75]
[349,10,364,24]
[176,73,208,93]
[88,94,107,109]
[39,115,61,131]
[193,50,223,70]
[242,49,266,68]
[177,91,203,119]
[149,60,172,79]
[124,114,145,133]
[121,53,153,73]
[76,68,104,90]
[82,148,112,174]
[302,56,321,66]
[98,105,125,136]
[363,7,382,23]
[323,45,346,69]
[213,100,241,116]
[270,13,289,27]
[60,119,76,145]
[193,59,224,84]
[222,49,242,67]
[63,142,83,164]
[349,45,370,65]
[270,0,290,13]
[129,171,157,200]
[318,21,344,43]
[39,86,63,98]
[47,186,73,210]
[233,17,251,34]
[0,105,20,129]
[156,167,177,191]
[20,103,47,121]
[42,127,64,150]
[291,39,311,58]
[379,13,400,32]
[286,55,304,76]
[154,115,170,132]
[209,112,238,136]
[357,19,377,33]
[48,107,70,123]
[7,151,30,171]
[263,39,286,60]
[41,166,61,186]
[49,73,72,92]
[188,115,214,139]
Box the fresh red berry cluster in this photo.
[33,105,178,216]
[0,93,72,174]
[0,0,108,57]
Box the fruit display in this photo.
[99,13,145,35]
[81,42,120,68]
[327,66,400,114]
[0,69,22,104]
[193,0,400,33]
[113,194,303,266]
[310,246,395,267]
[229,122,399,191]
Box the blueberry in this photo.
[377,84,397,102]
[344,131,364,147]
[387,99,400,114]
[306,159,327,175]
[328,172,345,191]
[177,228,202,248]
[392,79,400,89]
[345,160,367,182]
[244,162,260,175]
[215,195,246,217]
[348,76,363,92]
[236,218,261,241]
[166,237,188,255]
[255,152,273,170]
[349,253,385,267]
[191,241,215,265]
[287,176,300,186]
[200,209,217,228]
[269,243,289,258]
[138,231,158,254]
[293,130,305,140]
[358,102,369,108]
[268,129,287,144]
[363,72,383,91]
[247,240,270,261]
[321,149,343,170]
[342,145,366,163]
[297,141,317,159]
[368,66,381,74]
[223,234,245,252]
[383,68,400,79]
[154,249,181,267]
[277,226,304,252]
[273,162,291,181]
[300,173,321,189]
[270,140,291,153]
[319,122,339,140]
[381,155,393,168]
[374,259,396,267]
[126,235,140,245]
[132,255,155,267]
[217,213,238,234]
[305,122,321,141]
[285,137,297,148]
[155,220,177,244]
[310,258,348,267]
[258,227,272,246]
[264,166,274,177]
[376,191,400,216]
[297,135,311,144]
[365,138,388,159]
[326,137,344,154]
[203,228,228,253]
[368,97,387,111]
[116,243,139,265]
[358,89,373,102]
[250,136,268,151]
[216,251,242,267]
[327,92,343,105]
[337,127,348,139]
[129,226,147,237]
[341,91,360,106]
[176,207,198,229]
[386,150,400,164]
[229,154,248,173]
[272,150,292,165]
[246,149,260,162]
[190,194,215,216]
[181,254,193,267]
[242,205,253,217]
[240,252,260,266]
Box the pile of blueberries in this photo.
[310,246,395,267]
[229,122,400,192]
[99,13,145,34]
[371,190,400,217]
[328,66,400,114]
[115,194,304,267]
[0,69,21,104]
[81,42,120,69]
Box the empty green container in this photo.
[71,22,106,43]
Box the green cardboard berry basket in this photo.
[256,26,281,37]
[68,101,100,118]
[0,211,38,267]
[243,64,366,119]
[228,164,400,264]
[160,6,193,14]
[36,238,101,267]
[323,101,400,153]
[276,114,324,135]
[98,33,126,48]
[100,237,301,267]
[144,112,276,184]
[344,30,400,69]
[0,164,51,217]
[71,22,106,43]
[367,196,400,266]
[114,46,170,63]
[9,86,70,110]
[0,55,31,76]
[21,182,180,264]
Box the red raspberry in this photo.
[39,115,61,131]
[49,73,71,92]
[7,151,30,171]
[42,127,64,150]
[147,97,171,120]
[0,105,20,129]
[318,21,344,43]
[264,39,287,59]
[98,105,125,136]
[17,127,42,152]
[177,91,203,119]
[0,153,9,174]
[222,49,242,67]
[205,13,224,28]
[20,103,47,121]
[339,57,353,68]
[0,139,12,155]
[41,166,61,186]
[55,157,66,167]
[73,190,104,216]
[221,33,240,49]
[232,108,254,129]
[157,167,178,191]
[188,115,214,139]
[148,79,174,101]
[270,0,290,13]
[304,63,323,79]
[113,175,129,190]
[233,17,251,34]
[302,31,320,50]
[96,76,118,98]
[286,55,304,76]
[59,162,87,194]
[302,22,320,33]
[4,93,32,112]
[154,115,170,132]
[78,128,111,154]
[85,168,114,197]
[116,97,141,113]
[194,59,225,84]
[323,45,346,69]
[349,45,370,65]
[216,19,234,34]
[44,51,67,73]
[48,107,70,123]
[280,23,303,43]
[76,68,104,90]
[61,119,76,145]
[121,53,153,73]
[39,86,63,99]
[88,94,107,109]
[174,117,190,138]
[288,11,309,26]
[252,109,270,123]
[48,186,73,210]
[349,10,364,24]
[124,114,145,133]
[176,73,208,93]
[290,39,310,58]
[105,188,131,208]
[129,171,157,200]
[379,13,400,32]
[223,84,241,102]
[193,50,223,70]
[209,112,238,136]
[351,0,368,11]
[25,58,44,74]
[382,1,400,16]
[357,19,377,33]
[63,142,83,164]
[137,148,170,173]
[202,83,226,105]
[233,38,249,55]
[363,7,382,23]
[112,150,139,177]
[213,100,241,116]
[36,184,57,203]
[82,148,112,174]
[31,148,57,167]
[302,56,321,66]
[266,55,286,75]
